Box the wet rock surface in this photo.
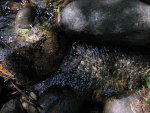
[35,42,150,97]
[0,0,69,85]
[0,27,67,84]
[22,101,38,113]
[5,28,67,84]
[61,0,150,46]
[15,7,35,28]
[0,99,25,113]
[1,0,150,113]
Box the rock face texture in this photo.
[61,0,150,46]
[35,42,150,98]
[5,29,67,84]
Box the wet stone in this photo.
[35,42,150,97]
[6,1,22,12]
[22,101,38,113]
[15,7,35,28]
[29,92,37,101]
[37,88,61,112]
[5,29,67,84]
[0,1,67,85]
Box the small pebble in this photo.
[6,1,22,11]
[29,92,37,101]
[22,101,29,109]
[15,7,35,28]
[22,101,38,113]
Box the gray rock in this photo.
[5,29,67,84]
[29,92,37,101]
[61,0,150,46]
[0,99,25,113]
[35,42,150,97]
[103,93,140,113]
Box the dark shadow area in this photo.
[79,100,104,113]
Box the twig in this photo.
[11,81,43,110]
[11,81,33,102]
